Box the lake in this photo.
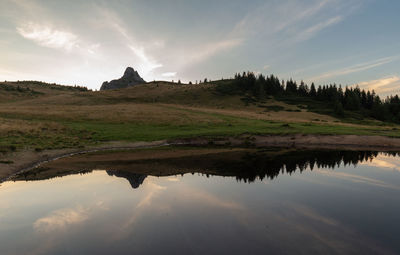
[1,149,400,254]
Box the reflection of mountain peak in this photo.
[106,170,147,189]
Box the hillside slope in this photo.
[0,80,398,159]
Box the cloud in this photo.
[263,65,270,71]
[87,43,101,55]
[356,76,400,96]
[0,67,48,81]
[231,0,353,46]
[308,56,397,82]
[294,16,343,42]
[17,22,78,50]
[0,0,370,89]
[128,45,163,73]
[185,38,243,65]
[97,6,163,77]
[162,72,177,78]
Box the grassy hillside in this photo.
[0,80,399,157]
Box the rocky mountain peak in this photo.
[123,67,137,78]
[100,67,146,91]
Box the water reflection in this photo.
[11,149,400,189]
[106,171,147,189]
[1,149,400,254]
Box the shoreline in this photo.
[0,140,170,183]
[2,134,400,183]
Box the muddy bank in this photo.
[176,134,400,151]
[2,134,400,182]
[0,140,170,183]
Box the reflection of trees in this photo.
[211,150,389,183]
[14,169,93,182]
[11,150,400,189]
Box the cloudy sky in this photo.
[0,0,399,94]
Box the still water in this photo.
[1,150,400,254]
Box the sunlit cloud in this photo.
[17,22,78,51]
[0,0,394,90]
[356,76,400,96]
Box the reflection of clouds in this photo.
[315,169,400,190]
[360,154,400,173]
[136,182,166,209]
[33,198,109,234]
[166,177,180,182]
[30,200,109,254]
[114,180,168,241]
[291,204,338,226]
[272,203,393,254]
[113,177,246,242]
[182,189,245,211]
[5,169,398,254]
[34,206,89,233]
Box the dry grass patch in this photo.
[0,103,225,125]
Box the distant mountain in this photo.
[100,67,146,90]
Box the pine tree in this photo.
[334,101,344,117]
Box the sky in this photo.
[0,0,400,95]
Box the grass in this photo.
[67,119,400,142]
[1,80,399,155]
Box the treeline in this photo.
[226,72,400,122]
[0,83,38,93]
[3,81,90,92]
